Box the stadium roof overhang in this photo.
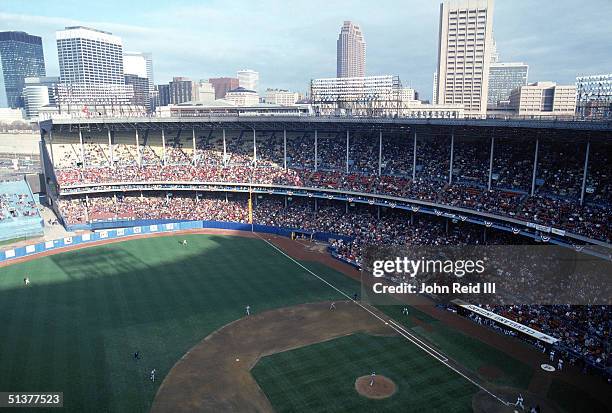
[39,116,612,139]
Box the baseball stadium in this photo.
[0,116,611,412]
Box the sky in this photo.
[1,0,611,101]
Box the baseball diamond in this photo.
[0,231,610,412]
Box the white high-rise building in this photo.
[55,26,134,111]
[57,26,124,84]
[337,21,366,78]
[436,0,495,118]
[237,69,259,92]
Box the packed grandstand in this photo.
[34,119,612,382]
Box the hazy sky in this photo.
[1,0,611,100]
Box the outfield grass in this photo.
[0,234,357,412]
[252,333,477,412]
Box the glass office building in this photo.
[487,62,528,108]
[0,31,46,108]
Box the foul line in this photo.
[256,234,510,407]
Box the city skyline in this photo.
[0,0,611,101]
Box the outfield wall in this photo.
[0,219,354,263]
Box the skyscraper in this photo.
[336,21,366,78]
[57,27,124,84]
[55,26,133,110]
[487,62,528,108]
[436,0,495,118]
[169,77,195,104]
[0,31,46,108]
[237,70,259,92]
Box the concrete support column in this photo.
[378,131,383,176]
[488,136,494,191]
[314,130,318,171]
[253,128,257,165]
[412,130,417,180]
[580,140,590,206]
[283,129,287,170]
[223,129,227,165]
[346,130,350,173]
[135,129,141,167]
[161,128,166,166]
[108,129,114,166]
[78,128,85,167]
[192,128,197,165]
[531,138,539,196]
[377,205,381,219]
[284,196,288,208]
[448,132,454,185]
[314,198,318,212]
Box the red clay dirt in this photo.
[150,301,394,413]
[355,375,397,399]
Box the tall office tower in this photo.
[0,31,46,108]
[169,77,195,104]
[336,21,366,78]
[487,62,528,108]
[436,0,495,118]
[433,72,438,104]
[156,84,170,106]
[57,27,124,84]
[56,27,133,110]
[209,77,239,99]
[237,70,259,92]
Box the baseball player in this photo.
[557,358,563,371]
[369,372,376,387]
[245,305,251,316]
[24,277,30,286]
[549,350,555,362]
[134,351,141,360]
[402,307,409,315]
[515,394,524,410]
[181,239,187,246]
[150,369,156,382]
[330,302,336,310]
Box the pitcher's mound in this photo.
[355,375,397,399]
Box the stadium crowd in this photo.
[51,133,611,243]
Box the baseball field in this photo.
[0,232,608,412]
